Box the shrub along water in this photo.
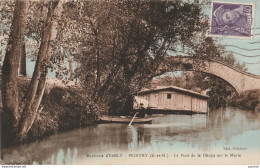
[1,78,102,148]
[228,89,260,112]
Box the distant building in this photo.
[134,86,209,114]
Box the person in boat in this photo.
[136,103,146,118]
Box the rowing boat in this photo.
[99,116,154,124]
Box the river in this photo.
[1,108,260,165]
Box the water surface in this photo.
[2,108,260,164]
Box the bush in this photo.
[255,103,260,113]
[228,89,260,111]
[16,81,104,143]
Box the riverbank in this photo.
[228,89,260,112]
[1,76,260,148]
[0,77,100,148]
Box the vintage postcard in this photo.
[0,0,260,166]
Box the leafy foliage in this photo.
[229,89,260,111]
[0,1,14,64]
[70,1,209,115]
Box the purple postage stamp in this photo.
[210,1,255,38]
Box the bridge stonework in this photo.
[160,57,260,94]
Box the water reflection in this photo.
[2,108,260,164]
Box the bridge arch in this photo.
[159,57,260,94]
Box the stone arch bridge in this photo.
[158,56,260,94]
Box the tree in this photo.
[18,0,64,139]
[73,1,208,115]
[0,1,15,70]
[18,42,26,76]
[2,0,63,144]
[1,0,29,143]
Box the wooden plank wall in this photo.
[191,97,207,113]
[135,90,208,113]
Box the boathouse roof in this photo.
[138,86,209,99]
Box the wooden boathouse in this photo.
[134,86,209,114]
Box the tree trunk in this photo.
[67,50,73,81]
[94,37,100,95]
[57,46,63,80]
[19,41,27,76]
[18,0,63,140]
[1,0,29,145]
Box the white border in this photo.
[209,0,255,40]
[1,165,257,168]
